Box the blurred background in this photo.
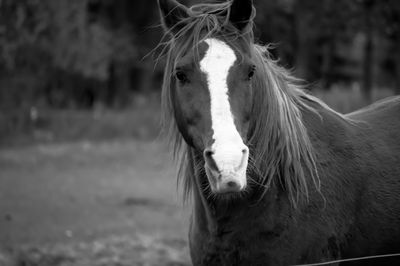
[0,0,399,265]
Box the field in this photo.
[0,140,191,266]
[0,87,396,266]
[0,94,192,265]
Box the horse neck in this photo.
[300,97,355,148]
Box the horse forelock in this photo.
[158,1,352,207]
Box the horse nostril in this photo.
[234,147,249,172]
[227,181,237,188]
[204,149,214,158]
[204,148,219,172]
[219,180,242,192]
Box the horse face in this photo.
[175,38,254,194]
[159,0,254,195]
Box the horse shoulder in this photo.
[302,98,400,257]
[330,96,400,256]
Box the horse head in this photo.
[158,0,256,196]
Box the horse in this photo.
[157,0,400,265]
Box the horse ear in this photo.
[158,0,189,33]
[229,0,253,31]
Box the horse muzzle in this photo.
[203,145,249,194]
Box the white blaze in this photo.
[200,38,248,179]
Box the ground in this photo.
[0,140,191,266]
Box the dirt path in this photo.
[0,140,191,265]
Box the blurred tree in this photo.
[0,0,53,108]
[253,0,295,65]
[1,0,399,110]
[255,0,361,87]
[49,0,138,107]
[0,0,161,108]
[360,0,376,102]
[377,0,400,94]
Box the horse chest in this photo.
[189,220,295,266]
[190,232,273,266]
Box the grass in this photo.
[0,140,190,266]
[2,235,190,266]
[0,93,161,147]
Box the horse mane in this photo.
[158,0,351,206]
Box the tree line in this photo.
[0,0,399,109]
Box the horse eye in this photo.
[248,65,256,80]
[175,71,187,82]
[248,70,254,79]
